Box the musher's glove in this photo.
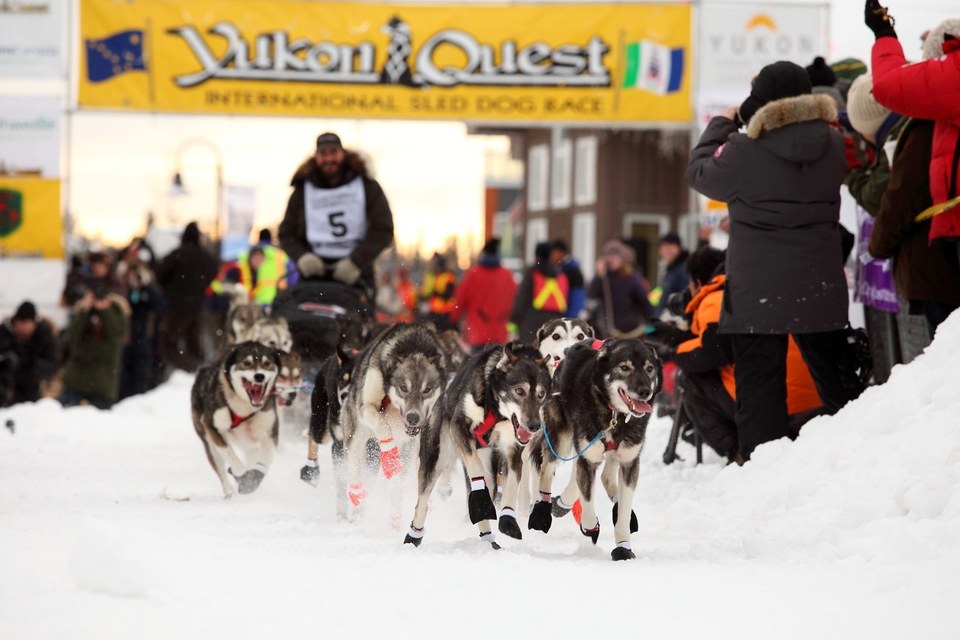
[332,258,361,285]
[296,253,326,278]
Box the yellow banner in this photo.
[78,1,691,124]
[0,177,63,258]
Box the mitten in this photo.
[864,0,896,39]
[332,258,361,285]
[297,253,326,278]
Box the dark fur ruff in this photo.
[746,93,838,140]
[291,149,372,187]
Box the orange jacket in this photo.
[676,275,822,415]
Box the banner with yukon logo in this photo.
[78,1,691,124]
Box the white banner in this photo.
[0,96,62,178]
[0,1,65,77]
[221,185,257,260]
[697,2,829,128]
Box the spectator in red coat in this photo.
[451,238,517,353]
[866,2,960,255]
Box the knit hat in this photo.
[831,58,867,81]
[922,19,960,61]
[182,221,200,245]
[601,239,636,265]
[481,237,500,256]
[739,61,813,126]
[534,242,552,262]
[805,56,837,87]
[846,74,891,138]
[659,231,682,247]
[12,301,37,322]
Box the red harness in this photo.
[379,396,391,413]
[472,411,503,449]
[229,408,254,429]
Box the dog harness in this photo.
[228,408,254,429]
[472,411,504,448]
[379,396,391,413]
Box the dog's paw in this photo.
[299,463,320,486]
[611,546,636,561]
[580,522,600,545]
[468,488,497,524]
[236,468,266,494]
[551,496,572,518]
[498,513,522,540]
[612,501,639,534]
[527,501,553,533]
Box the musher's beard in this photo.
[319,159,343,180]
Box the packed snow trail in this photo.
[3,315,960,639]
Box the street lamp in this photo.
[168,138,224,240]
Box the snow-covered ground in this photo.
[3,313,960,639]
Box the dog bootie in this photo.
[611,542,636,561]
[467,477,497,524]
[528,494,553,533]
[348,482,367,508]
[404,524,424,547]
[300,461,320,486]
[580,521,600,545]
[379,438,402,479]
[479,531,501,550]
[230,464,267,494]
[551,495,573,518]
[498,507,522,540]
[612,499,639,534]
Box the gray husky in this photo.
[526,338,662,560]
[340,324,447,517]
[191,342,281,497]
[404,341,550,548]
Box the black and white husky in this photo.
[527,339,662,560]
[404,341,550,548]
[340,324,447,516]
[536,317,595,377]
[191,342,281,497]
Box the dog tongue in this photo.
[618,388,651,415]
[515,425,532,444]
[244,381,265,405]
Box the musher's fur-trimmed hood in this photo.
[290,150,372,187]
[746,93,838,140]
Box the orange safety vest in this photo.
[531,270,569,313]
[676,275,822,415]
[429,271,457,314]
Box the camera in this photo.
[91,282,108,301]
[664,289,692,318]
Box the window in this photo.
[572,212,596,281]
[551,136,572,209]
[622,213,670,282]
[525,217,549,264]
[527,145,549,212]
[574,136,597,206]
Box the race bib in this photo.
[304,177,367,259]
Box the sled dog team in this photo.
[191,312,662,561]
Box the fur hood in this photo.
[291,150,372,187]
[72,292,132,318]
[923,18,960,61]
[746,93,838,140]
